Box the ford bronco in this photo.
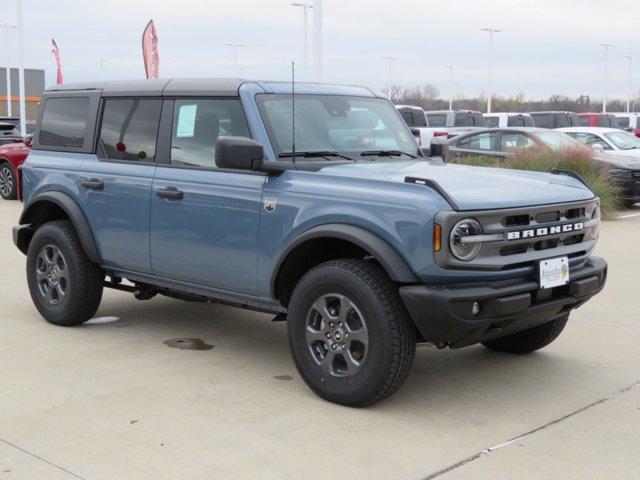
[13,79,607,406]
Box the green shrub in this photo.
[450,147,621,218]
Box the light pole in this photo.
[290,2,313,74]
[601,42,614,113]
[312,0,323,82]
[224,42,246,76]
[383,56,398,101]
[446,65,453,110]
[238,65,247,76]
[0,23,17,117]
[16,0,26,135]
[99,58,109,82]
[481,27,501,113]
[625,55,632,113]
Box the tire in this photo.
[481,313,569,354]
[26,220,104,326]
[287,259,416,407]
[0,162,17,200]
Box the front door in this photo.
[80,98,162,274]
[150,98,264,295]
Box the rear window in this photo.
[597,116,619,128]
[530,113,552,128]
[398,109,427,127]
[507,115,534,127]
[455,112,485,127]
[578,116,590,127]
[426,114,447,127]
[39,97,90,147]
[485,116,499,127]
[616,117,631,128]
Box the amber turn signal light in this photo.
[433,224,442,252]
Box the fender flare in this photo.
[270,223,419,297]
[17,191,102,263]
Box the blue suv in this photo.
[13,79,607,406]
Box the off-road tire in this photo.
[26,220,104,326]
[287,259,416,407]
[0,162,17,200]
[481,313,569,354]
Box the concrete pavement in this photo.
[0,199,638,480]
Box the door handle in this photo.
[81,178,104,191]
[155,187,184,201]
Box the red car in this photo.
[577,113,619,128]
[0,139,31,200]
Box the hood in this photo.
[318,160,594,211]
[597,150,640,167]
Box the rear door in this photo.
[149,98,264,295]
[80,97,162,273]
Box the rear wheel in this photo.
[26,220,104,326]
[481,313,569,354]
[0,163,16,200]
[287,259,416,407]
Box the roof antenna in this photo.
[291,61,296,167]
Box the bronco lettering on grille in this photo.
[507,222,583,241]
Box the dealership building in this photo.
[0,68,45,122]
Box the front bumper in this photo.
[399,256,607,348]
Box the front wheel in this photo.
[0,163,17,200]
[26,220,104,326]
[287,259,416,407]
[482,313,569,354]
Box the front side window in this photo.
[458,132,496,150]
[500,132,535,151]
[97,99,162,162]
[257,94,417,157]
[170,99,250,168]
[39,97,90,147]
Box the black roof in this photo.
[45,78,247,97]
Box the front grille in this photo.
[434,199,599,271]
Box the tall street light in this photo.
[601,42,614,113]
[290,2,313,74]
[16,0,26,135]
[481,27,501,113]
[224,42,246,76]
[383,56,398,101]
[446,65,453,110]
[312,0,323,82]
[99,58,109,82]
[625,55,632,113]
[0,23,17,117]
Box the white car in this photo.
[610,112,640,136]
[483,112,534,128]
[557,127,640,158]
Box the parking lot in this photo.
[0,197,638,479]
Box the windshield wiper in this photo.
[360,150,417,159]
[278,151,355,161]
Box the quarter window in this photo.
[97,99,162,162]
[39,97,90,148]
[170,99,250,168]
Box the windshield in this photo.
[604,131,640,150]
[257,94,418,158]
[533,131,583,151]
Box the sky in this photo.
[3,0,639,100]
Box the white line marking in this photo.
[616,213,640,219]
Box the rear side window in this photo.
[500,132,535,151]
[97,99,162,162]
[531,114,551,128]
[426,114,447,127]
[170,99,250,168]
[507,116,534,127]
[616,117,630,128]
[485,116,499,127]
[39,97,90,147]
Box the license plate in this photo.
[539,256,570,289]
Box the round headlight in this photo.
[449,218,483,261]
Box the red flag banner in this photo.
[142,20,159,79]
[51,38,63,84]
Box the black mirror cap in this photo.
[215,136,264,171]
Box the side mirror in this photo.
[591,143,604,151]
[215,136,264,171]
[23,134,33,147]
